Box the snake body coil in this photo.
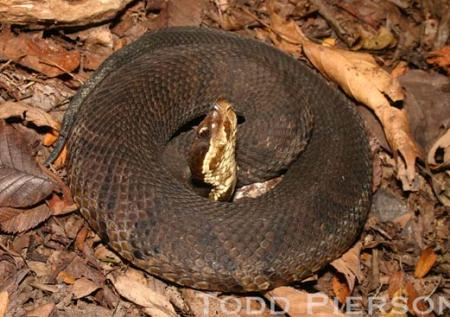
[63,27,372,292]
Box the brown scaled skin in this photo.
[188,99,237,201]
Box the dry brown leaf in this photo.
[358,26,397,50]
[47,193,77,216]
[427,128,450,169]
[405,281,434,317]
[57,271,76,285]
[0,291,8,317]
[27,261,51,277]
[265,3,302,56]
[25,303,55,317]
[75,227,89,252]
[427,45,450,74]
[414,248,437,278]
[388,271,405,298]
[267,287,346,317]
[0,28,80,77]
[0,204,51,233]
[109,269,177,317]
[0,101,60,130]
[0,122,56,208]
[331,274,350,304]
[302,39,420,190]
[0,0,135,28]
[330,242,362,292]
[163,0,207,27]
[71,277,100,299]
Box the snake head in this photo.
[188,99,238,201]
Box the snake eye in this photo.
[198,127,210,138]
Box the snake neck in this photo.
[189,100,237,201]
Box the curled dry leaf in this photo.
[330,242,362,293]
[414,248,437,279]
[0,0,135,28]
[109,269,177,317]
[0,101,60,131]
[0,28,80,77]
[0,122,56,208]
[0,204,51,233]
[301,39,420,190]
[267,287,346,317]
[71,277,100,299]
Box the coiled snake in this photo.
[50,27,372,292]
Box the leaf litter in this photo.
[0,0,449,316]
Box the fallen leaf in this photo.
[71,277,100,299]
[75,226,90,252]
[47,193,77,215]
[267,287,346,317]
[0,28,80,77]
[414,248,437,278]
[0,101,60,131]
[427,45,450,74]
[109,269,177,317]
[0,291,8,317]
[162,0,207,27]
[332,274,350,304]
[25,303,55,317]
[0,204,51,233]
[0,122,56,208]
[405,281,434,317]
[57,271,76,285]
[330,242,362,292]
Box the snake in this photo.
[49,27,372,292]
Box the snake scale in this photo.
[52,27,372,292]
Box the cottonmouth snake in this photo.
[50,27,372,292]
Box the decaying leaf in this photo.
[0,204,50,233]
[427,45,450,74]
[267,287,346,317]
[414,248,437,278]
[0,122,56,208]
[109,269,177,317]
[24,302,55,317]
[0,101,60,131]
[331,274,350,304]
[71,277,100,299]
[330,242,362,292]
[0,0,135,28]
[0,28,80,77]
